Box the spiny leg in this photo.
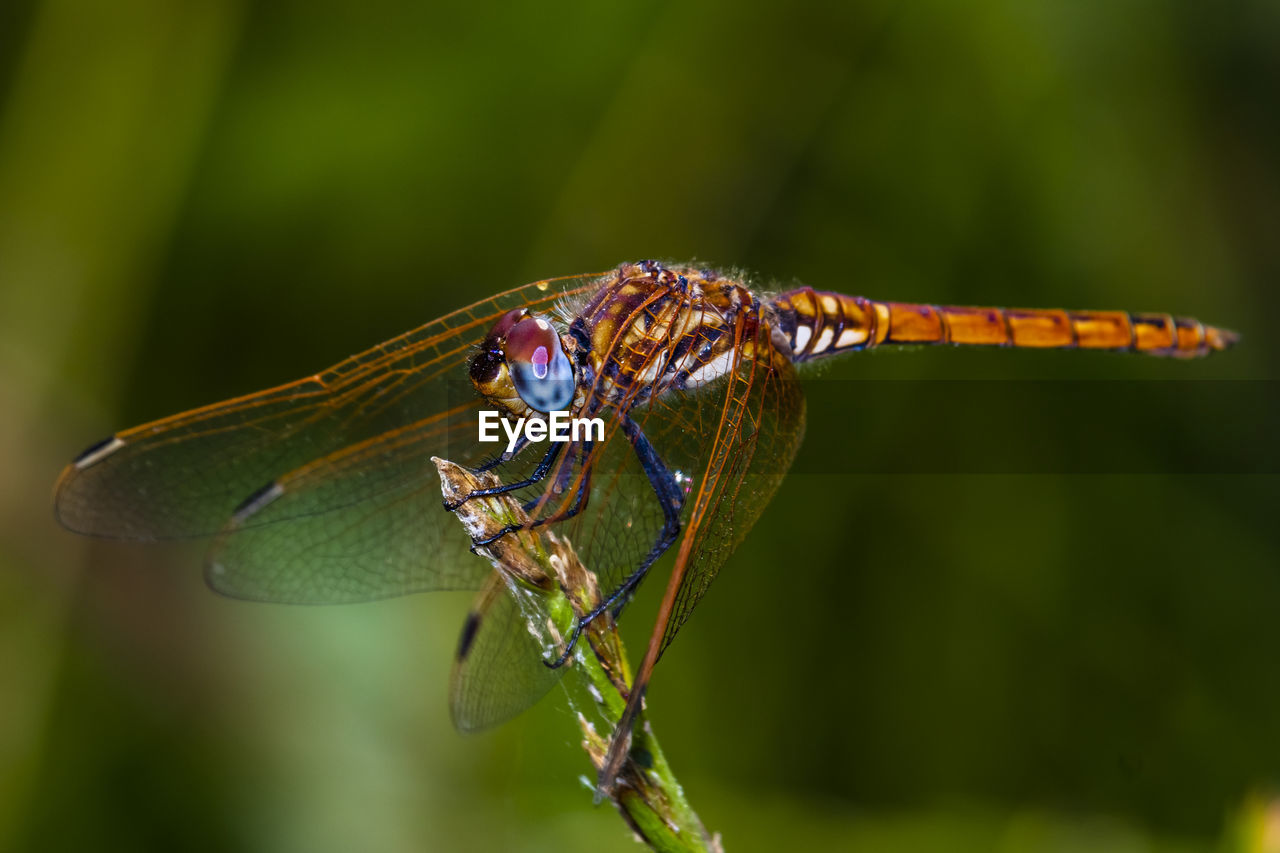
[544,416,685,668]
[443,441,562,512]
[468,442,594,549]
[469,433,539,475]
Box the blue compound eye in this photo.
[504,316,575,412]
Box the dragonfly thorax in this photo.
[572,262,762,406]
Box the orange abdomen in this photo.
[772,287,1239,361]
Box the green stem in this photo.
[434,458,719,853]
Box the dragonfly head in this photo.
[470,308,577,416]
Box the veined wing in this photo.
[449,570,566,731]
[654,314,806,653]
[203,399,487,601]
[55,272,602,540]
[54,272,604,602]
[594,309,807,794]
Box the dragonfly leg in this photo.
[443,442,563,512]
[521,438,593,515]
[472,455,506,474]
[543,417,685,668]
[472,434,533,474]
[467,443,594,549]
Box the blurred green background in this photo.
[3,1,1278,851]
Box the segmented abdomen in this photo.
[771,287,1239,361]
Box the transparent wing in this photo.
[655,317,806,653]
[449,570,566,732]
[204,404,487,601]
[54,272,605,603]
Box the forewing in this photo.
[54,273,601,542]
[655,319,806,654]
[55,273,605,604]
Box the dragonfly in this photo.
[54,260,1238,794]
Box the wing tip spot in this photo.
[72,436,125,470]
[231,481,284,523]
[457,611,481,660]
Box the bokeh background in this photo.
[3,1,1278,851]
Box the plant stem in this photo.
[434,458,720,853]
